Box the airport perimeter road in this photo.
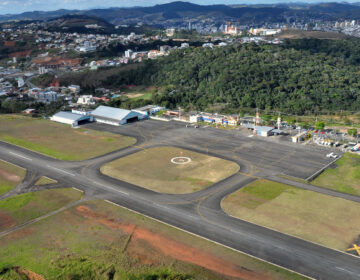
[0,121,359,279]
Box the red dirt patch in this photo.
[126,238,164,265]
[76,205,271,280]
[7,228,34,241]
[0,169,21,182]
[4,41,16,47]
[9,50,31,58]
[0,210,15,230]
[16,267,45,280]
[32,56,81,67]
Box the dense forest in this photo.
[60,38,360,114]
[0,97,69,116]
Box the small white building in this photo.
[125,49,133,58]
[31,91,57,103]
[190,115,203,123]
[255,126,274,137]
[133,105,165,116]
[68,85,80,94]
[71,109,92,116]
[166,28,175,37]
[17,77,24,88]
[77,95,95,105]
[292,131,307,143]
[50,111,93,127]
[180,43,190,49]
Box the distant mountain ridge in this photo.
[2,1,360,25]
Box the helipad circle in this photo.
[171,157,192,165]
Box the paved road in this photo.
[0,120,359,280]
[270,176,360,203]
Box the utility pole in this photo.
[277,112,281,130]
[255,108,260,126]
[254,108,260,135]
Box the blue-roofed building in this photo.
[255,126,274,137]
[50,111,93,127]
[91,105,146,126]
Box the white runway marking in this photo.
[46,165,75,176]
[92,181,129,196]
[335,266,360,277]
[8,151,33,161]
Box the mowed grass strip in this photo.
[0,160,26,195]
[0,199,306,280]
[101,147,239,194]
[0,188,83,231]
[222,179,360,251]
[312,153,360,195]
[34,176,57,186]
[0,115,136,161]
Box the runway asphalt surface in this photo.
[0,119,359,279]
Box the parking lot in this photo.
[85,119,337,180]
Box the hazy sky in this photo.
[0,0,358,14]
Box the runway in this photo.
[0,119,359,279]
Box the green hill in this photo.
[60,38,360,114]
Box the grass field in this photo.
[222,179,360,251]
[0,199,306,280]
[277,29,348,40]
[122,85,155,101]
[101,147,239,194]
[282,112,360,127]
[0,115,136,160]
[34,176,57,186]
[0,160,26,196]
[312,153,360,195]
[0,188,82,231]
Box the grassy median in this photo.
[222,179,360,251]
[0,160,26,196]
[34,176,57,186]
[312,153,360,195]
[101,146,239,194]
[0,188,83,232]
[0,115,136,161]
[0,199,306,280]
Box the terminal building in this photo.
[133,105,165,116]
[91,105,146,126]
[242,123,284,137]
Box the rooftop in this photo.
[53,111,88,121]
[91,105,134,121]
[255,126,274,132]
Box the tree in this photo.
[58,38,360,114]
[315,121,325,131]
[348,128,358,138]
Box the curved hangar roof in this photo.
[91,105,144,122]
